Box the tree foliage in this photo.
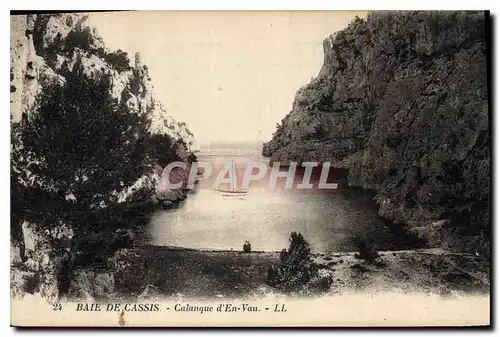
[103,49,132,73]
[149,134,178,168]
[63,27,94,54]
[17,57,152,218]
[267,232,331,295]
[43,26,132,73]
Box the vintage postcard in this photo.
[10,10,490,327]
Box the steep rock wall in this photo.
[11,13,198,203]
[263,11,489,251]
[11,13,195,147]
[10,13,198,300]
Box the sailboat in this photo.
[215,159,248,196]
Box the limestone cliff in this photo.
[263,11,489,252]
[10,13,197,300]
[11,13,198,204]
[10,13,195,148]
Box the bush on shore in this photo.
[267,232,332,295]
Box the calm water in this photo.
[146,143,416,252]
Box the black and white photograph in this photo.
[9,10,491,327]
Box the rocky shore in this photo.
[13,244,489,302]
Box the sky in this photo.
[89,11,366,144]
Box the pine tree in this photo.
[20,57,153,216]
[267,232,321,294]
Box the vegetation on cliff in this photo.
[10,13,197,300]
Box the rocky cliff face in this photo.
[10,13,197,300]
[11,13,197,205]
[263,11,489,252]
[11,13,195,147]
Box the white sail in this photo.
[216,158,247,195]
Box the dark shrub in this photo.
[187,152,198,164]
[23,273,41,294]
[63,27,94,54]
[45,53,59,69]
[267,232,332,295]
[129,68,145,96]
[354,234,380,264]
[149,134,179,168]
[104,49,132,73]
